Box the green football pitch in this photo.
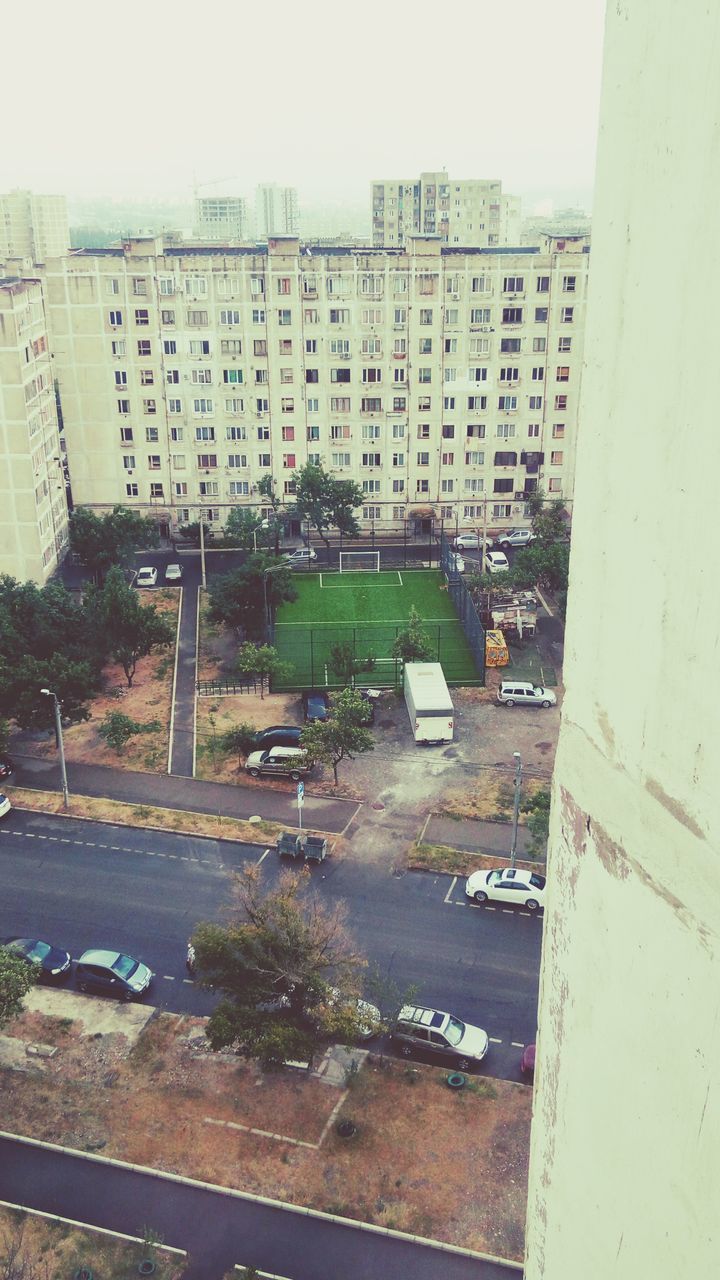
[272,569,483,689]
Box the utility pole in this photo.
[199,511,207,589]
[510,750,522,869]
[41,688,69,809]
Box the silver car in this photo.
[497,680,556,708]
[391,1004,489,1070]
[245,746,312,781]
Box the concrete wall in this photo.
[525,2,720,1276]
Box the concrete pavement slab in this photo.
[424,813,533,858]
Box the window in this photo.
[442,424,455,439]
[150,482,164,498]
[494,478,513,493]
[528,423,540,438]
[199,481,219,497]
[361,397,382,412]
[115,370,127,387]
[126,483,138,496]
[331,452,351,467]
[419,338,432,354]
[363,504,381,518]
[192,369,212,385]
[143,399,156,415]
[445,308,459,325]
[117,399,130,414]
[529,395,543,410]
[331,368,351,383]
[418,368,432,383]
[225,397,244,414]
[362,337,382,356]
[304,308,318,324]
[532,367,545,381]
[416,479,430,493]
[417,424,430,439]
[471,275,489,293]
[556,367,570,382]
[362,424,381,440]
[494,450,518,466]
[168,398,182,414]
[283,453,296,468]
[195,425,216,441]
[227,425,247,441]
[119,426,134,443]
[111,339,126,356]
[331,424,351,440]
[277,277,292,295]
[553,423,565,438]
[122,455,135,470]
[185,276,208,297]
[536,276,550,293]
[551,450,564,465]
[493,503,512,519]
[187,310,209,327]
[502,307,523,324]
[307,424,320,441]
[548,477,562,493]
[362,368,382,384]
[470,308,491,324]
[107,279,120,295]
[561,306,574,323]
[161,309,175,325]
[498,395,517,411]
[197,454,218,469]
[305,339,317,354]
[329,308,350,324]
[147,455,161,470]
[251,275,265,296]
[555,395,568,410]
[496,423,516,439]
[189,340,211,356]
[278,309,292,325]
[464,478,484,493]
[140,369,154,386]
[441,452,454,466]
[307,452,321,465]
[392,451,405,466]
[558,336,572,352]
[467,395,487,410]
[441,478,454,493]
[394,307,407,322]
[252,308,266,324]
[172,454,186,469]
[174,481,188,497]
[282,426,295,443]
[444,338,457,354]
[361,307,382,324]
[257,423,270,439]
[465,450,484,465]
[331,338,350,356]
[159,278,176,298]
[163,340,177,356]
[222,369,243,385]
[500,367,519,383]
[392,482,405,497]
[257,451,271,465]
[255,369,268,385]
[330,396,350,412]
[500,338,521,353]
[193,398,214,414]
[145,426,159,442]
[229,480,250,496]
[535,307,548,323]
[562,275,576,293]
[419,309,433,325]
[219,309,241,325]
[362,453,381,467]
[134,309,149,326]
[533,337,547,352]
[307,397,319,413]
[109,309,124,327]
[137,339,151,356]
[503,276,524,293]
[392,423,405,439]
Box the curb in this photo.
[0,1130,523,1271]
[0,1197,186,1256]
[167,583,183,776]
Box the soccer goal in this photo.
[338,550,381,573]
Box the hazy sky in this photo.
[3,0,607,211]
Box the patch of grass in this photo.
[407,840,471,874]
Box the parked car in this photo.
[164,563,183,582]
[75,949,153,1000]
[492,529,535,550]
[302,689,331,722]
[465,867,546,910]
[284,547,318,567]
[1,936,72,983]
[0,753,13,779]
[135,566,158,588]
[520,1043,536,1079]
[484,551,510,574]
[0,793,12,819]
[391,1004,489,1070]
[254,725,303,751]
[454,533,483,551]
[245,746,312,781]
[497,680,556,708]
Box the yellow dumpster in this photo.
[485,628,510,667]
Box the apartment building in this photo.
[255,184,299,239]
[372,172,521,248]
[42,232,587,540]
[0,189,70,261]
[194,196,249,242]
[0,276,69,584]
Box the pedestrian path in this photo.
[168,582,199,778]
[423,813,533,858]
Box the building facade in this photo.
[525,3,720,1278]
[0,189,70,261]
[372,172,521,248]
[255,185,299,240]
[0,276,69,584]
[193,196,249,242]
[41,233,587,541]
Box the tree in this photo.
[257,474,284,553]
[390,605,436,664]
[69,506,159,582]
[207,556,296,639]
[177,521,212,547]
[87,567,174,687]
[192,866,367,1066]
[218,722,258,770]
[291,462,363,551]
[223,508,272,552]
[0,718,9,754]
[0,948,36,1029]
[328,642,375,689]
[526,491,570,546]
[1,654,95,730]
[98,711,161,753]
[521,787,551,859]
[236,643,293,699]
[512,542,570,595]
[300,688,374,784]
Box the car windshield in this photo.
[530,873,546,889]
[444,1015,466,1046]
[111,954,138,979]
[24,940,52,963]
[488,871,503,886]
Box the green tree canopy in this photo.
[86,567,174,687]
[328,642,375,689]
[223,508,273,551]
[390,605,436,664]
[207,555,296,639]
[235,643,293,699]
[291,462,362,549]
[521,787,551,859]
[69,505,159,582]
[300,688,374,784]
[192,866,367,1066]
[0,946,37,1029]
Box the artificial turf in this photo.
[272,569,482,688]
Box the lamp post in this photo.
[509,750,522,869]
[252,518,270,554]
[262,563,286,641]
[199,509,207,590]
[40,688,69,809]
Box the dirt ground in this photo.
[0,1206,184,1278]
[0,1006,531,1261]
[9,589,180,775]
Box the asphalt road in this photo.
[0,809,541,1080]
[0,1137,519,1280]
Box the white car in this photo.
[492,529,535,550]
[484,551,510,574]
[0,793,12,819]
[135,566,158,587]
[465,867,546,910]
[284,547,318,567]
[497,680,557,708]
[454,533,483,551]
[164,563,183,582]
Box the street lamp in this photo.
[509,750,522,869]
[252,518,270,554]
[40,688,69,809]
[262,563,286,640]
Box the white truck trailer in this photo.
[403,662,454,745]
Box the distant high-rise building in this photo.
[193,195,248,241]
[255,184,299,239]
[371,172,521,248]
[0,189,70,261]
[0,276,69,583]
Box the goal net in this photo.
[338,550,381,573]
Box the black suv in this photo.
[254,725,303,750]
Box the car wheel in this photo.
[78,981,88,992]
[526,898,539,911]
[457,1057,471,1071]
[474,890,489,904]
[400,1045,413,1058]
[122,989,134,1002]
[290,771,301,781]
[248,767,260,777]
[504,699,515,708]
[541,700,551,709]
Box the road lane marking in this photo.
[257,847,271,865]
[162,975,175,981]
[25,833,35,838]
[489,1037,503,1044]
[182,978,195,985]
[444,875,458,904]
[511,1042,525,1048]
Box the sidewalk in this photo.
[423,813,533,858]
[9,754,359,836]
[168,582,199,778]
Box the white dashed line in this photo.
[36,834,47,840]
[257,848,271,866]
[85,843,95,848]
[162,975,175,982]
[182,978,195,985]
[60,839,70,844]
[47,837,58,842]
[489,1037,503,1044]
[110,846,121,851]
[444,875,458,904]
[25,833,35,838]
[511,1042,525,1048]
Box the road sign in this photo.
[297,781,304,802]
